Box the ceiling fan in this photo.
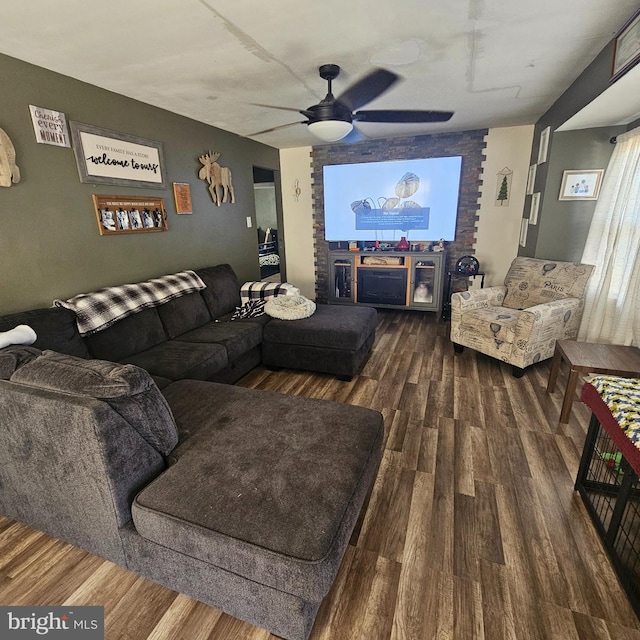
[249,63,454,142]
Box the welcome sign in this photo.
[70,122,166,189]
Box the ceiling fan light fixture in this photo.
[307,120,354,142]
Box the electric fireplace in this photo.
[357,268,407,306]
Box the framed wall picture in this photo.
[526,164,537,195]
[519,218,528,247]
[70,122,166,189]
[529,192,541,225]
[92,195,168,235]
[558,170,604,201]
[612,8,640,81]
[537,126,550,164]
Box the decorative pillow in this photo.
[264,294,316,320]
[0,346,41,380]
[240,281,299,305]
[11,350,178,455]
[12,349,148,396]
[230,299,266,320]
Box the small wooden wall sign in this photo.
[92,195,168,235]
[173,182,193,214]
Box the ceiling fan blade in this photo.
[250,103,314,118]
[247,121,307,136]
[336,68,400,112]
[353,109,454,123]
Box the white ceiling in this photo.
[1,0,639,148]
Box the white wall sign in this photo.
[70,121,166,189]
[29,105,70,147]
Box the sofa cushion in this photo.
[503,257,594,310]
[174,320,263,361]
[10,350,178,456]
[157,292,211,339]
[196,265,242,320]
[85,307,167,362]
[150,374,174,390]
[0,307,89,358]
[121,340,228,381]
[135,379,384,600]
[0,346,41,380]
[263,304,376,351]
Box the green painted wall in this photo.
[533,127,624,262]
[0,53,280,314]
[523,36,637,261]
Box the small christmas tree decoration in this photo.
[495,167,513,206]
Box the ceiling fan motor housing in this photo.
[307,64,353,124]
[307,100,352,124]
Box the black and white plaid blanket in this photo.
[54,270,206,336]
[240,281,299,305]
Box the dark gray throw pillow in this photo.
[11,350,178,456]
[0,346,42,380]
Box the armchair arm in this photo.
[511,297,583,367]
[451,286,507,313]
[450,286,507,344]
[514,297,582,338]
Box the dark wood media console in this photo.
[328,250,446,313]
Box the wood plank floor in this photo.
[1,309,639,639]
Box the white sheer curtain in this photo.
[579,126,640,345]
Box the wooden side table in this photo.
[547,340,640,424]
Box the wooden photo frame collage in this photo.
[92,195,167,235]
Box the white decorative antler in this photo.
[0,127,21,187]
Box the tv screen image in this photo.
[323,156,462,242]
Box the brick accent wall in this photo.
[311,129,488,303]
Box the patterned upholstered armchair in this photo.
[450,257,594,377]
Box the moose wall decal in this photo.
[198,151,235,206]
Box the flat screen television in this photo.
[323,156,462,242]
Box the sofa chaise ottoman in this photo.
[262,304,377,381]
[0,347,384,640]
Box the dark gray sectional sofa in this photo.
[0,264,265,386]
[0,264,383,639]
[0,263,377,384]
